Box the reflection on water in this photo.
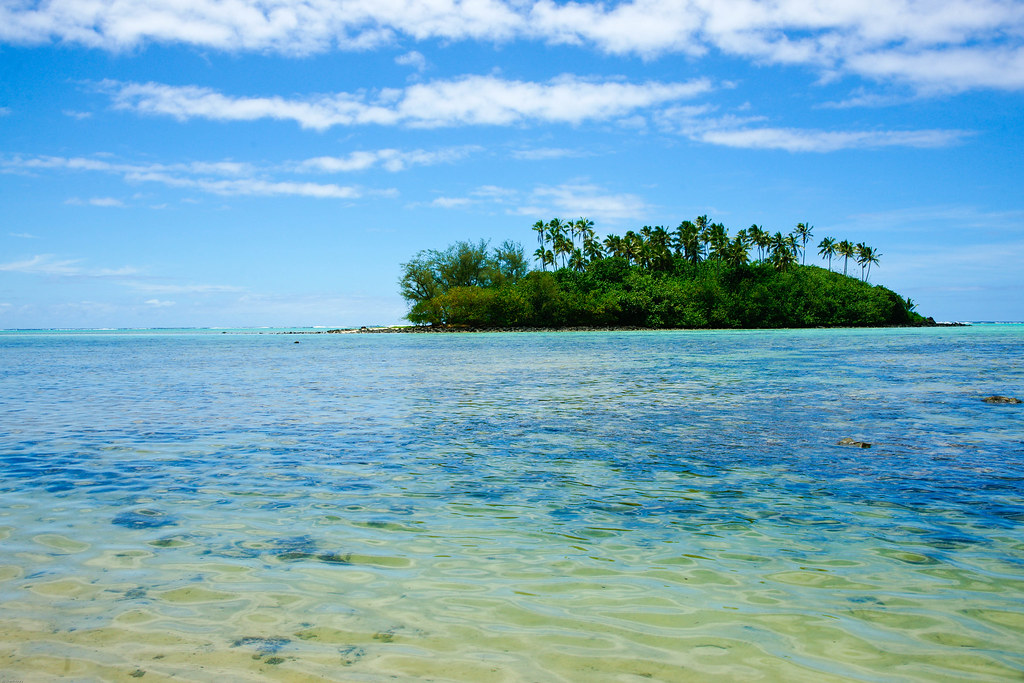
[1,327,1023,681]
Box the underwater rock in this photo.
[837,437,872,448]
[112,509,176,529]
[982,395,1022,404]
[231,636,290,658]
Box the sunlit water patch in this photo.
[1,327,1023,681]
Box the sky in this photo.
[1,0,1023,328]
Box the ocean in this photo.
[1,326,1022,681]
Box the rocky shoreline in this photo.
[281,319,969,335]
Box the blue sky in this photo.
[2,0,1023,327]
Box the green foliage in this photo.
[399,239,528,324]
[399,218,919,328]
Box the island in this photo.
[397,217,928,329]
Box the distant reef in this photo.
[395,217,931,330]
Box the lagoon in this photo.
[1,327,1023,681]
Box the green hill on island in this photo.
[399,217,926,329]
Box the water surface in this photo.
[1,327,1022,681]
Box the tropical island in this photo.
[397,217,928,329]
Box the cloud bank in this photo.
[3,1,1022,93]
[101,76,714,130]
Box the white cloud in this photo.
[0,254,140,280]
[0,106,10,116]
[87,196,125,207]
[0,254,82,276]
[144,298,175,307]
[425,182,649,223]
[3,153,394,200]
[124,171,363,199]
[431,196,474,208]
[846,46,1024,94]
[125,282,245,294]
[101,76,714,130]
[3,1,1022,94]
[395,50,428,71]
[652,104,968,151]
[295,146,479,173]
[695,127,971,152]
[8,232,39,239]
[525,183,650,221]
[510,147,584,160]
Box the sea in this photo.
[0,326,1022,682]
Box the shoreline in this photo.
[283,320,970,335]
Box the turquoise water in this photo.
[1,327,1022,681]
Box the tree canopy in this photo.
[398,218,923,329]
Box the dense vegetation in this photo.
[399,217,924,328]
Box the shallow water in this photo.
[1,327,1022,681]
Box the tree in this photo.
[748,225,769,262]
[727,232,750,268]
[769,232,796,271]
[837,240,855,277]
[695,215,710,261]
[794,222,814,265]
[603,234,625,259]
[856,244,880,282]
[569,247,586,272]
[531,220,547,271]
[708,223,730,265]
[677,220,702,265]
[492,240,529,285]
[624,230,642,266]
[399,239,523,323]
[548,218,568,268]
[817,237,837,271]
[854,242,868,280]
[583,231,603,263]
[573,217,594,252]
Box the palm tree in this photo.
[694,215,710,261]
[728,232,750,268]
[817,237,837,271]
[785,233,799,261]
[837,240,855,277]
[583,230,603,263]
[623,230,642,266]
[708,222,730,264]
[854,242,868,280]
[533,246,546,268]
[572,217,594,253]
[549,219,575,268]
[532,220,547,270]
[769,232,797,271]
[748,224,769,262]
[677,221,702,265]
[649,226,672,270]
[603,234,624,259]
[569,247,586,272]
[855,243,880,281]
[794,222,813,265]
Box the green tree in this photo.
[856,244,880,282]
[748,225,769,262]
[531,220,547,270]
[492,240,529,286]
[817,237,837,271]
[769,232,796,271]
[837,240,855,277]
[677,220,702,265]
[794,222,814,265]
